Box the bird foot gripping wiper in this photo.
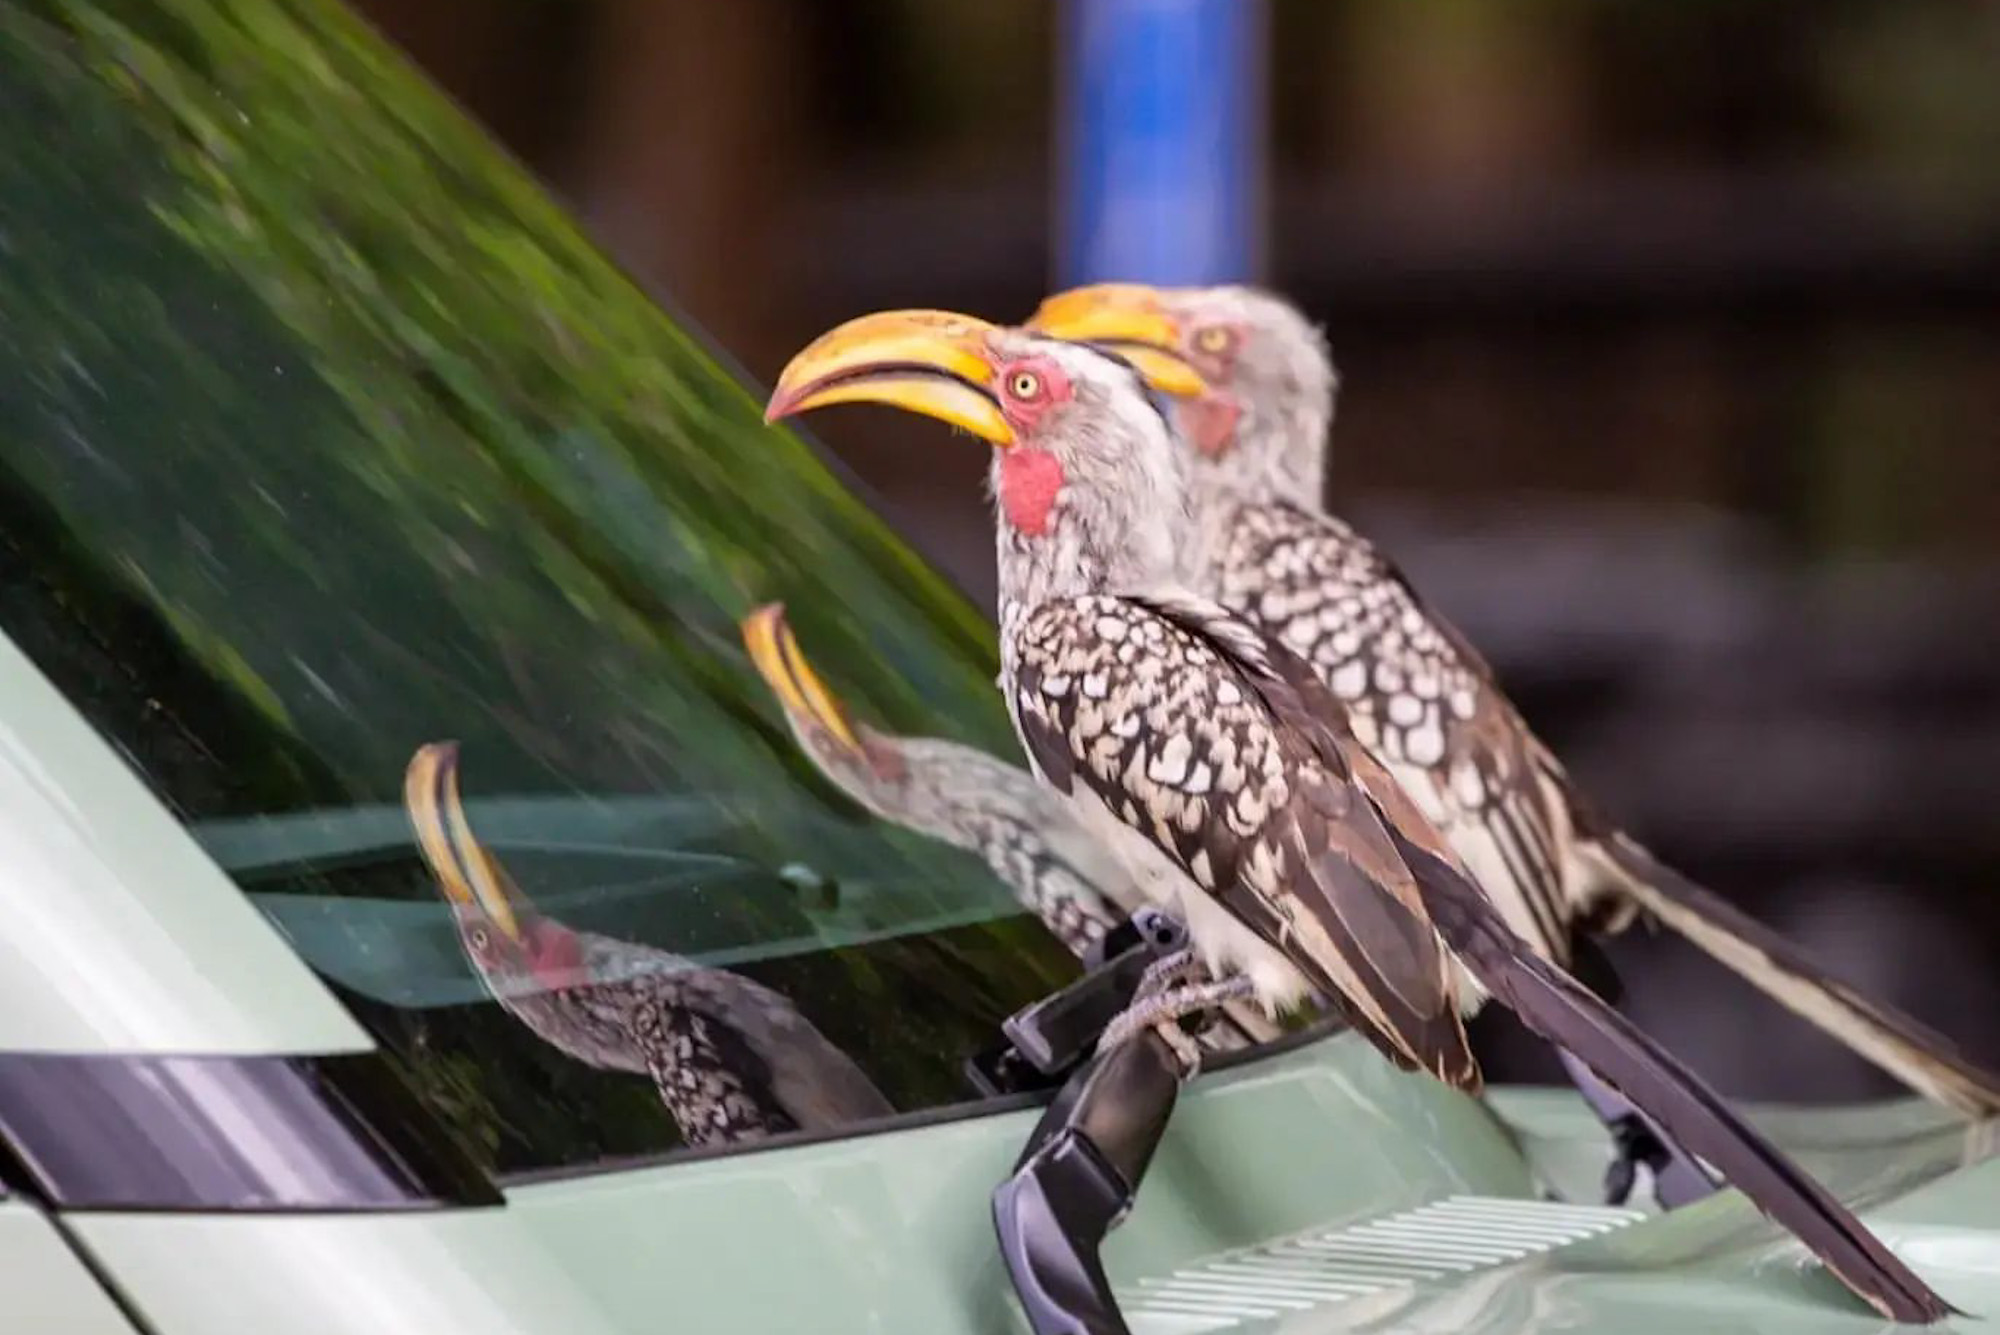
[965,909,1192,1096]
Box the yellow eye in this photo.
[468,926,490,950]
[1008,370,1043,399]
[1194,326,1232,354]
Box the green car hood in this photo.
[60,1034,1998,1334]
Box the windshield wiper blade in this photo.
[991,1029,1181,1335]
[983,909,1197,1333]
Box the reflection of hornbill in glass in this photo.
[763,308,1952,1323]
[403,742,893,1147]
[1028,282,2000,1122]
[741,602,1278,1051]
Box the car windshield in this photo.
[0,2,1114,1174]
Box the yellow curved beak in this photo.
[403,741,524,943]
[764,309,1016,446]
[741,603,864,758]
[1027,283,1199,398]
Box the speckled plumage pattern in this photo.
[1153,283,2000,1118]
[1211,498,1601,961]
[762,692,1279,1049]
[404,742,893,1149]
[760,314,1956,1319]
[1005,588,1477,1086]
[481,931,894,1148]
[498,943,784,1144]
[950,797,1116,956]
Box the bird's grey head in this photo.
[1029,283,1337,509]
[404,742,595,1000]
[764,310,1209,607]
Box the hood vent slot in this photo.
[1126,1194,1646,1332]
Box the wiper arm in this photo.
[991,1029,1181,1335]
[978,909,1196,1334]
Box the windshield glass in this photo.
[0,1,1159,1174]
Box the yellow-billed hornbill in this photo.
[403,742,893,1147]
[1028,282,2000,1122]
[741,601,1280,1050]
[763,308,1953,1323]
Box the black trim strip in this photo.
[0,1052,501,1211]
[499,1015,1349,1189]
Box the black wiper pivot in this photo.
[965,908,1190,1097]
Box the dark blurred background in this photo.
[350,0,1999,1099]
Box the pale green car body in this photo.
[0,2,1993,1332]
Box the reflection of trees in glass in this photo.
[0,1,1075,1171]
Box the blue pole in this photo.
[1058,0,1266,287]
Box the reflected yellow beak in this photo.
[741,603,864,759]
[764,309,1016,446]
[1027,284,1200,397]
[403,741,524,943]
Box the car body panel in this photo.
[0,633,369,1055]
[61,1035,1996,1334]
[69,1036,1526,1334]
[0,1202,144,1335]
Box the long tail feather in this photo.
[1598,835,2000,1118]
[1397,833,1957,1324]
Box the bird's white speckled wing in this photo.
[1216,500,1581,960]
[1007,591,1477,1087]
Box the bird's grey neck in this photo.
[995,516,1177,621]
[1184,381,1332,584]
[881,737,1048,840]
[818,738,1026,849]
[1214,382,1334,510]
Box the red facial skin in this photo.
[1180,321,1245,458]
[525,920,585,988]
[1179,395,1242,459]
[463,912,588,991]
[861,734,908,783]
[993,353,1074,536]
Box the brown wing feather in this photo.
[1217,501,1574,959]
[1111,591,1478,1087]
[1390,826,1956,1325]
[1230,501,2000,1110]
[1594,831,2000,1117]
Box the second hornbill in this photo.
[1028,282,2000,1123]
[741,600,1279,1052]
[403,742,894,1147]
[763,308,1954,1323]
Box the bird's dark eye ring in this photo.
[1008,370,1042,399]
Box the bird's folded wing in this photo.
[1242,503,2000,1114]
[1388,825,1956,1325]
[1225,504,1575,951]
[1012,590,1475,1086]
